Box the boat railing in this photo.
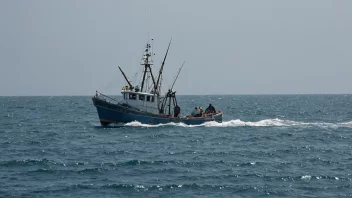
[94,91,119,103]
[204,113,214,118]
[201,111,222,118]
[132,104,160,112]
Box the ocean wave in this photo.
[29,180,352,195]
[118,159,211,167]
[124,119,352,128]
[178,174,350,182]
[0,158,60,167]
[30,183,263,193]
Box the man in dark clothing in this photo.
[174,105,181,117]
[191,107,199,116]
[205,103,216,114]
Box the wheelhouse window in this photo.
[139,94,145,101]
[124,93,127,99]
[129,93,136,100]
[146,96,151,102]
[151,96,155,102]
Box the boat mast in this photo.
[155,39,172,95]
[140,42,157,92]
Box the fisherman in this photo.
[205,103,216,114]
[191,107,199,116]
[174,105,181,118]
[199,107,204,117]
[134,85,140,92]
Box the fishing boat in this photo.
[92,39,222,126]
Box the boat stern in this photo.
[213,111,223,123]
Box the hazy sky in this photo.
[1,0,351,96]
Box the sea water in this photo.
[0,95,351,197]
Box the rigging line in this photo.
[137,62,145,87]
[131,72,138,82]
[134,65,142,85]
[99,80,113,93]
[97,71,118,92]
[147,84,153,91]
[162,77,171,93]
[145,75,151,91]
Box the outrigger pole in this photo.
[118,66,133,89]
[170,61,185,90]
[155,39,172,95]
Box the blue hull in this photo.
[92,97,222,126]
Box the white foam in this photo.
[124,119,352,128]
[125,121,191,128]
[339,121,352,127]
[301,175,312,181]
[202,118,306,127]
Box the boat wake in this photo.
[125,119,352,128]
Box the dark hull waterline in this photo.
[92,97,222,126]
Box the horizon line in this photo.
[1,93,352,97]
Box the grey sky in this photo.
[0,0,351,96]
